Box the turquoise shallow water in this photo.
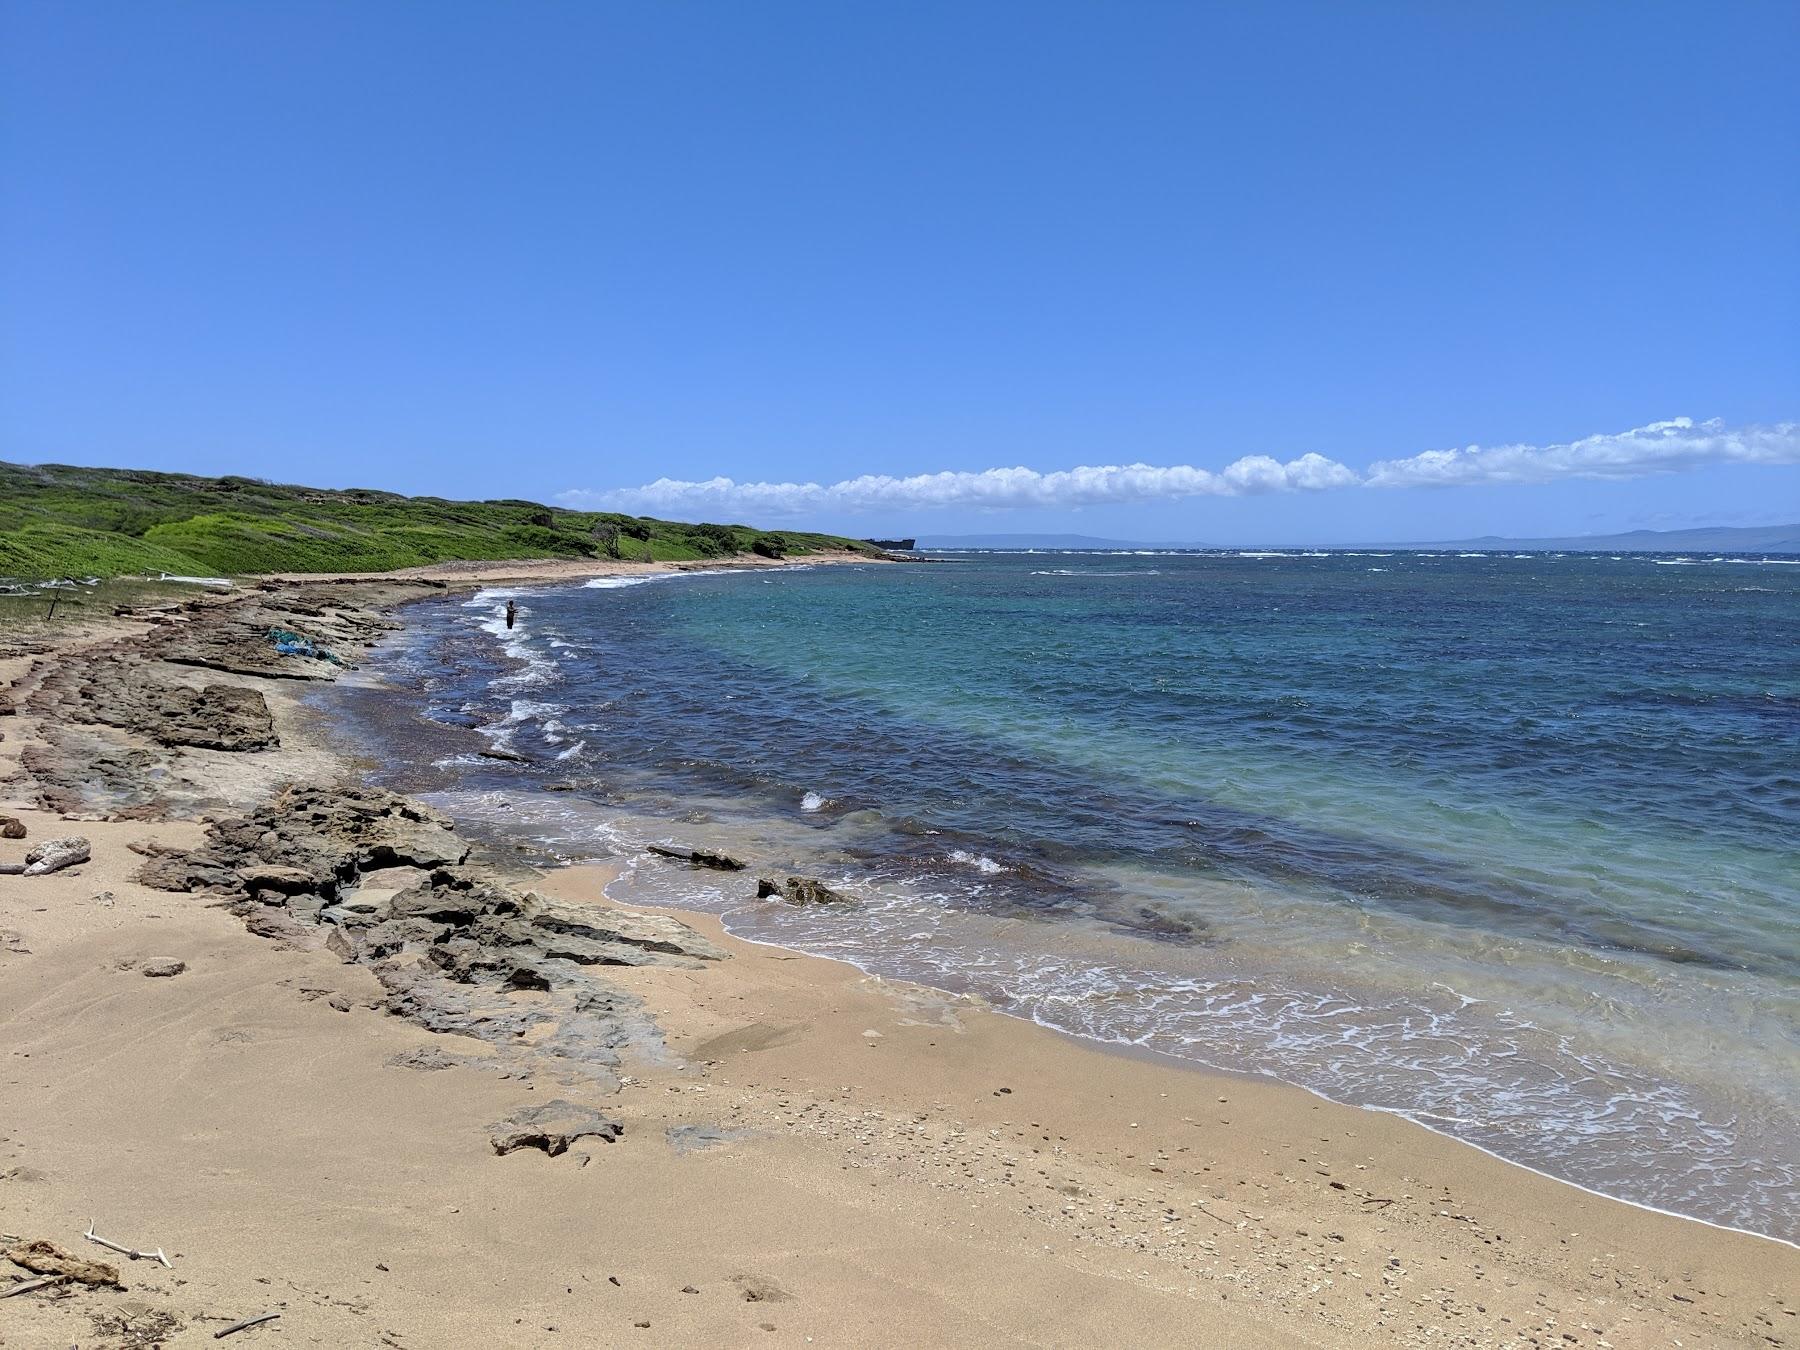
[341,549,1800,1241]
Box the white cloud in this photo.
[1363,417,1800,488]
[560,417,1799,517]
[564,453,1359,516]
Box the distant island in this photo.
[0,461,885,579]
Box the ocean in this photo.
[323,549,1800,1244]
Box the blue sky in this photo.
[3,1,1796,543]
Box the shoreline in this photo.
[720,914,1800,1254]
[1,565,1794,1345]
[387,568,1796,1252]
[258,545,896,587]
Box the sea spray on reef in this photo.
[339,550,1800,1243]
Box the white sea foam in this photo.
[948,849,1004,874]
[583,574,667,589]
[800,791,826,812]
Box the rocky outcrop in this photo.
[137,784,468,900]
[137,595,399,682]
[135,780,722,1082]
[11,584,424,817]
[28,656,276,751]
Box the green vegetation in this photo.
[0,462,881,579]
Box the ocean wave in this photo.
[1029,568,1162,577]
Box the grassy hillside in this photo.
[0,462,880,579]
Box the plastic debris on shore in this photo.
[154,572,234,589]
[266,626,344,664]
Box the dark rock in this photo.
[196,784,468,893]
[0,815,25,839]
[503,964,554,992]
[1125,905,1211,943]
[235,864,327,895]
[387,1047,459,1071]
[324,927,359,963]
[133,849,239,893]
[489,1099,623,1156]
[356,916,453,958]
[477,747,530,764]
[761,876,853,906]
[647,844,746,872]
[389,872,517,924]
[425,937,512,983]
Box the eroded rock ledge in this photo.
[137,782,726,1086]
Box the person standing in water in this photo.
[505,599,517,630]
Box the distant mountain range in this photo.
[1395,523,1800,552]
[915,524,1800,553]
[914,533,1202,549]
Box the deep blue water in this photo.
[344,549,1800,1242]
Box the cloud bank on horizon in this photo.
[561,417,1800,517]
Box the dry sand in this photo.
[1,565,1793,1348]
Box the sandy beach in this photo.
[2,563,1794,1349]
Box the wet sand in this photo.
[1,565,1793,1347]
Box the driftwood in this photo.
[3,1238,120,1287]
[1,1274,68,1298]
[214,1311,280,1338]
[84,1219,172,1268]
